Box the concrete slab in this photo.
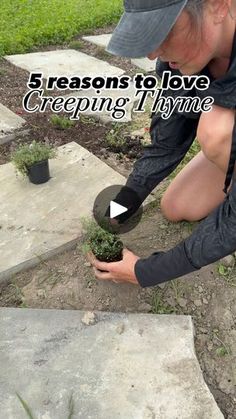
[83,34,112,49]
[0,104,26,145]
[0,308,223,419]
[65,82,138,123]
[82,35,156,73]
[131,58,156,72]
[5,50,124,79]
[0,142,126,282]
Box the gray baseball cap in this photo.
[106,0,188,58]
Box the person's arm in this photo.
[126,60,200,204]
[108,61,200,223]
[135,120,236,287]
[126,110,199,201]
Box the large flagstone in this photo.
[0,308,224,419]
[5,49,125,79]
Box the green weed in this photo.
[68,40,83,50]
[151,290,175,314]
[16,392,76,418]
[216,346,229,357]
[16,393,35,419]
[50,114,76,130]
[105,125,126,151]
[218,259,236,287]
[213,332,232,356]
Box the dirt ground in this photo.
[0,25,236,418]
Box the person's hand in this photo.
[87,248,140,285]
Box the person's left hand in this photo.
[87,248,140,285]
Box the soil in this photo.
[0,25,235,418]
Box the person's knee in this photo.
[160,192,200,222]
[160,193,185,222]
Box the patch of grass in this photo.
[50,114,76,130]
[170,279,183,305]
[213,332,232,356]
[96,47,112,60]
[34,254,64,289]
[216,346,229,357]
[16,393,35,419]
[68,40,83,50]
[151,290,175,314]
[19,301,28,308]
[218,259,236,287]
[16,392,76,418]
[179,219,198,234]
[10,282,25,305]
[0,0,123,56]
[0,67,7,75]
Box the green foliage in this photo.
[105,125,126,151]
[0,0,123,56]
[212,330,232,356]
[218,263,229,276]
[82,220,123,262]
[151,290,175,314]
[16,392,76,418]
[218,259,236,287]
[16,393,35,419]
[50,114,76,130]
[215,346,229,357]
[68,392,75,419]
[11,140,56,176]
[68,40,83,50]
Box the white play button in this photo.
[110,201,128,219]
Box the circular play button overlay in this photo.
[93,185,143,234]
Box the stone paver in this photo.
[83,34,112,49]
[0,104,26,145]
[0,142,126,282]
[65,82,138,123]
[131,58,156,72]
[5,50,124,79]
[0,308,224,419]
[82,34,156,73]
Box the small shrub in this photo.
[82,220,123,262]
[11,140,56,176]
[50,114,76,130]
[105,127,126,152]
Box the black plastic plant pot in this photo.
[27,160,50,184]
